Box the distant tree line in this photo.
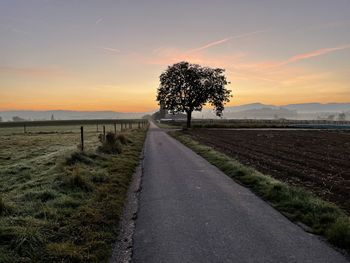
[12,116,27,122]
[326,113,347,121]
[0,114,59,122]
[338,112,346,121]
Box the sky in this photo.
[0,0,349,112]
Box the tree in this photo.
[51,114,55,121]
[142,114,152,120]
[338,112,346,121]
[151,111,162,120]
[156,61,231,128]
[327,114,335,121]
[12,116,26,122]
[158,104,167,119]
[0,116,2,122]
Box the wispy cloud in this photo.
[98,46,120,53]
[282,44,350,65]
[187,30,266,53]
[187,37,233,53]
[95,18,103,24]
[236,44,350,71]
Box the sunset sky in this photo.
[0,0,349,112]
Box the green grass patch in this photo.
[169,131,350,252]
[0,128,147,262]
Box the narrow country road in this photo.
[132,122,348,263]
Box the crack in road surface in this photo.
[131,122,348,263]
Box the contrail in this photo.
[284,44,350,64]
[95,18,103,24]
[98,46,120,52]
[187,30,266,53]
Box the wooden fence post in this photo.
[24,124,27,134]
[103,126,106,141]
[80,126,84,151]
[96,124,99,132]
[114,123,117,134]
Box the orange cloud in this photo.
[228,44,350,74]
[134,47,207,65]
[134,46,246,67]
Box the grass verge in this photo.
[158,121,292,129]
[191,123,290,129]
[169,131,350,253]
[0,128,147,262]
[156,122,182,129]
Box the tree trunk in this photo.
[186,111,192,129]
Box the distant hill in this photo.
[0,110,154,122]
[283,103,350,112]
[223,102,350,113]
[193,102,350,119]
[1,102,350,122]
[224,103,276,112]
[224,108,297,119]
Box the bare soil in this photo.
[185,129,350,213]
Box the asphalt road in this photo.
[132,122,348,263]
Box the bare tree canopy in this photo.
[156,61,232,128]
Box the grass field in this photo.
[169,130,350,253]
[0,124,148,262]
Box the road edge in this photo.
[109,144,145,263]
